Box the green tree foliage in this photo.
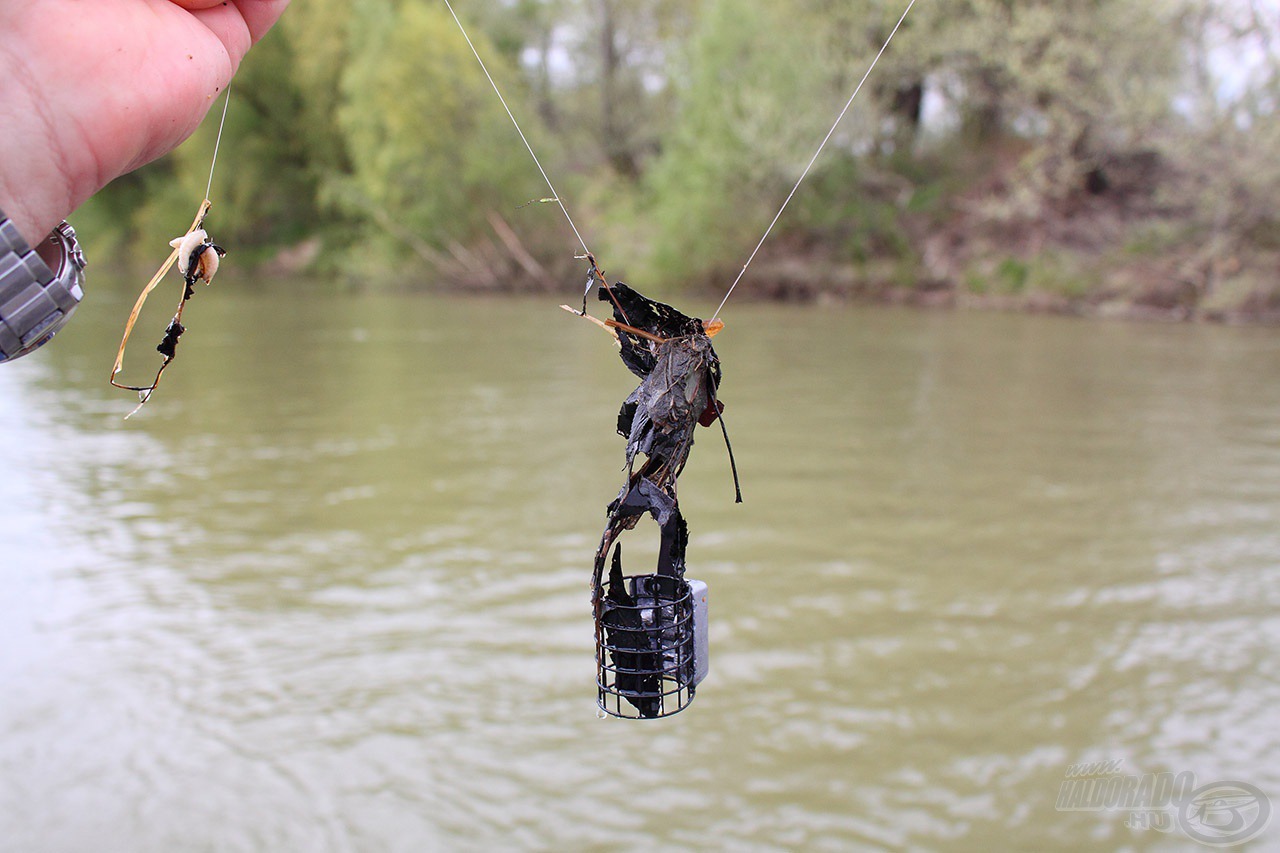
[277,0,359,186]
[540,0,697,177]
[642,0,886,283]
[327,2,547,272]
[77,0,1279,310]
[1172,0,1280,252]
[928,0,1191,205]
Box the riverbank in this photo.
[411,147,1280,325]
[228,237,1279,326]
[683,148,1280,325]
[719,247,1280,325]
[101,152,1280,326]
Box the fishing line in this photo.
[442,0,592,259]
[710,0,918,321]
[205,86,231,202]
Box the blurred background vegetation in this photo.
[79,0,1280,319]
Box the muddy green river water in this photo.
[2,284,1278,850]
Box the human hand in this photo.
[0,0,291,246]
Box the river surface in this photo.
[2,283,1278,851]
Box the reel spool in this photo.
[595,572,709,719]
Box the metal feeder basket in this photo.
[596,571,708,719]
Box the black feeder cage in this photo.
[594,563,709,720]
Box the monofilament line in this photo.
[711,0,918,320]
[443,0,592,259]
[205,86,231,202]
